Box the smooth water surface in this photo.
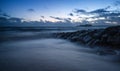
[0,38,120,71]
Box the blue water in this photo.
[0,37,120,71]
[0,27,120,71]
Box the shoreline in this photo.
[0,26,120,56]
[55,26,120,55]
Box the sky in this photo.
[0,0,116,21]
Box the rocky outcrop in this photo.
[55,26,120,49]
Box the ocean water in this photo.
[0,30,120,71]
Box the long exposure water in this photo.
[0,30,120,71]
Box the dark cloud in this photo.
[90,9,109,14]
[64,18,71,23]
[41,16,45,18]
[0,12,10,17]
[0,17,24,27]
[73,9,87,14]
[109,16,120,21]
[99,12,120,18]
[90,9,120,24]
[8,17,23,23]
[50,16,64,20]
[74,9,86,13]
[69,13,74,16]
[72,6,120,24]
[27,9,35,12]
[72,6,111,17]
[2,13,10,17]
[105,6,111,9]
[73,9,90,16]
[73,7,110,16]
[114,0,120,6]
[0,9,10,17]
[67,18,72,20]
[0,17,8,23]
[50,16,72,23]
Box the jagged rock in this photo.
[55,26,120,49]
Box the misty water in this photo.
[0,30,120,71]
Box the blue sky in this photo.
[0,0,117,21]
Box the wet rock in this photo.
[55,26,120,50]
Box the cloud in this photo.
[64,18,71,23]
[8,17,23,23]
[74,9,86,13]
[90,9,109,14]
[2,13,10,17]
[41,16,45,18]
[114,0,120,6]
[73,7,110,16]
[73,9,90,16]
[105,6,111,9]
[69,13,74,16]
[99,12,120,18]
[89,8,120,24]
[0,9,10,17]
[27,9,35,12]
[50,16,64,20]
[71,6,120,25]
[0,17,24,27]
[90,7,120,18]
[0,17,8,22]
[50,16,72,23]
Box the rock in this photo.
[55,26,120,50]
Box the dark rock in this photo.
[55,26,120,50]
